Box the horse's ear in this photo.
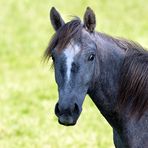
[50,7,65,31]
[84,7,96,32]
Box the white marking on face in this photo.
[64,42,81,82]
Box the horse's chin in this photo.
[58,120,76,126]
[58,114,77,126]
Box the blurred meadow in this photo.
[0,0,148,147]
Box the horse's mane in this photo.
[44,18,148,118]
[117,46,148,118]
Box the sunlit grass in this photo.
[0,0,147,147]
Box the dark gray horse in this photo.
[44,7,148,148]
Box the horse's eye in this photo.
[88,54,95,61]
[51,56,55,62]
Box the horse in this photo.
[44,7,148,148]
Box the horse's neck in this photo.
[88,33,125,127]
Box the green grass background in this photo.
[0,0,147,147]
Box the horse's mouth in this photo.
[58,114,77,126]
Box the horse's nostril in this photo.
[55,103,61,116]
[74,103,79,114]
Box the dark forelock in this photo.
[44,18,82,61]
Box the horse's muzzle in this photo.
[55,102,80,126]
